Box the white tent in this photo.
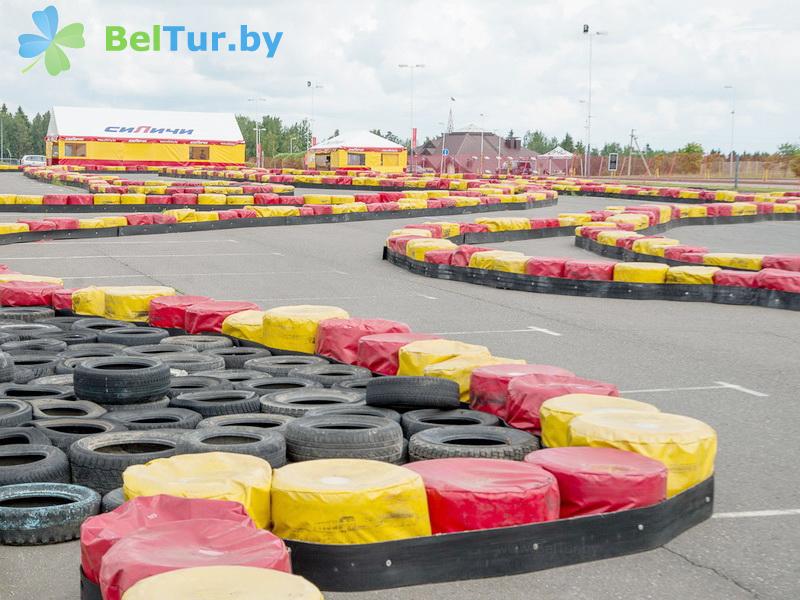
[309,130,405,152]
[537,146,574,174]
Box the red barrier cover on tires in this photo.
[184,300,260,333]
[530,218,561,229]
[80,495,253,583]
[216,210,241,220]
[563,260,617,281]
[51,288,76,310]
[67,194,93,205]
[98,518,291,600]
[151,214,178,225]
[712,269,759,288]
[762,255,800,272]
[424,250,456,265]
[506,377,619,432]
[44,217,80,230]
[663,246,708,261]
[451,245,494,267]
[755,268,800,293]
[469,364,577,417]
[42,194,69,205]
[357,332,442,375]
[458,223,490,234]
[407,458,559,533]
[16,219,56,232]
[387,235,427,254]
[315,318,411,364]
[146,195,170,205]
[367,202,400,212]
[170,193,197,205]
[124,214,155,226]
[525,257,571,277]
[524,447,667,518]
[379,192,403,202]
[149,295,211,329]
[0,281,62,306]
[253,193,281,204]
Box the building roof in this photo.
[417,131,538,160]
[540,145,573,157]
[46,106,244,143]
[310,130,406,152]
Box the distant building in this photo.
[416,126,539,174]
[45,106,245,167]
[305,130,407,173]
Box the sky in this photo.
[1,0,798,152]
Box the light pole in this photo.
[479,113,488,175]
[398,63,425,172]
[438,121,447,174]
[583,25,607,177]
[289,136,296,154]
[307,81,323,148]
[724,85,735,177]
[247,97,267,168]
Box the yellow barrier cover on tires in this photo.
[424,222,461,238]
[222,310,267,343]
[424,356,526,402]
[197,193,227,205]
[99,216,129,228]
[596,230,641,246]
[330,194,356,205]
[467,250,528,274]
[702,253,763,270]
[193,211,219,222]
[123,452,272,528]
[665,266,720,285]
[540,394,660,448]
[331,202,367,214]
[122,566,324,600]
[93,193,121,205]
[104,286,176,322]
[252,205,301,217]
[729,202,757,216]
[686,205,708,217]
[0,195,15,205]
[773,203,798,214]
[474,217,531,232]
[78,218,105,229]
[397,339,491,376]
[568,411,717,496]
[606,214,650,229]
[227,195,255,205]
[271,459,431,544]
[612,262,670,284]
[262,305,349,353]
[0,273,63,285]
[631,238,680,256]
[0,223,30,234]
[120,194,146,205]
[405,238,457,261]
[389,228,433,239]
[163,208,197,223]
[15,194,44,205]
[398,198,429,210]
[72,286,112,316]
[303,194,332,205]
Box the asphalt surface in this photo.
[0,173,799,599]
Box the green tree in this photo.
[560,133,575,153]
[523,130,552,153]
[600,142,623,155]
[680,142,704,154]
[778,142,800,156]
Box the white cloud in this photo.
[1,0,797,151]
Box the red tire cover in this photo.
[307,205,333,215]
[253,193,281,204]
[151,214,177,225]
[0,281,62,307]
[17,219,56,232]
[450,245,494,267]
[712,269,759,288]
[98,518,290,600]
[183,300,260,334]
[149,295,211,329]
[51,288,76,310]
[469,364,576,418]
[80,495,252,583]
[424,250,456,264]
[67,195,93,205]
[563,260,617,281]
[755,268,800,293]
[124,214,155,226]
[406,458,560,533]
[524,447,667,518]
[506,377,619,433]
[315,318,411,365]
[524,257,571,277]
[458,223,490,234]
[762,255,800,272]
[663,246,708,260]
[170,193,197,205]
[42,194,69,205]
[44,217,80,230]
[356,332,442,375]
[216,210,241,220]
[387,235,426,254]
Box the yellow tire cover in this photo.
[596,230,641,246]
[468,251,528,274]
[540,394,660,448]
[163,208,197,223]
[405,238,457,261]
[612,262,670,284]
[631,238,680,256]
[424,356,526,402]
[221,310,267,343]
[474,217,532,232]
[104,286,176,322]
[397,339,491,376]
[665,266,720,285]
[72,286,113,316]
[252,205,301,217]
[702,253,763,271]
[389,228,433,239]
[0,223,30,234]
[122,452,272,528]
[568,411,717,496]
[193,211,219,222]
[197,193,227,205]
[271,459,431,544]
[121,566,323,600]
[424,221,461,238]
[262,305,349,353]
[0,273,63,285]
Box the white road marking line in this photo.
[253,295,382,302]
[620,383,768,397]
[526,326,562,337]
[415,293,439,300]
[430,325,562,336]
[714,381,769,398]
[713,509,800,519]
[61,270,340,280]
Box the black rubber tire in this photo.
[304,404,401,422]
[56,348,124,374]
[196,369,266,385]
[285,415,404,463]
[331,378,372,395]
[168,375,232,398]
[205,347,271,369]
[260,388,363,418]
[31,330,98,346]
[123,343,199,357]
[0,323,62,341]
[12,368,35,384]
[25,418,128,452]
[408,426,539,461]
[177,426,286,467]
[394,439,409,465]
[9,354,59,378]
[162,335,233,351]
[105,407,202,431]
[72,318,130,333]
[37,316,83,331]
[101,487,125,512]
[237,377,322,396]
[0,383,72,401]
[366,376,461,410]
[156,352,226,374]
[69,430,183,494]
[64,343,126,354]
[74,356,170,404]
[1,339,68,355]
[401,408,502,437]
[30,373,74,387]
[172,389,260,417]
[0,332,21,345]
[0,307,55,322]
[102,396,170,412]
[197,413,294,435]
[97,327,169,347]
[0,351,15,382]
[288,363,373,387]
[0,427,53,446]
[0,399,32,427]
[0,482,100,545]
[28,399,107,420]
[0,444,70,485]
[243,355,328,377]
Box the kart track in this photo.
[0,172,799,600]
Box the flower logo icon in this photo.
[18,6,85,76]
